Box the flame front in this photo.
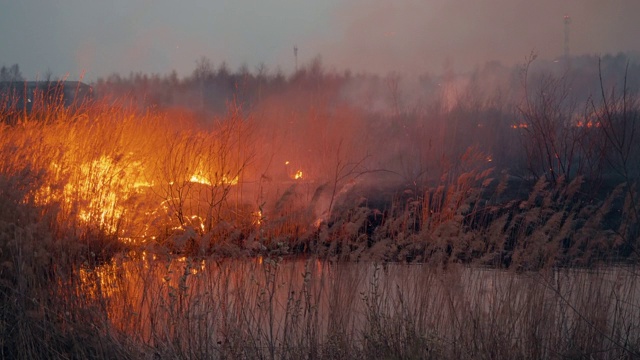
[59,155,147,233]
[5,99,267,245]
[189,173,211,186]
[189,173,239,186]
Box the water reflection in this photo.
[79,255,640,355]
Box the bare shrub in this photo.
[518,54,602,184]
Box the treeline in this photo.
[0,64,24,82]
[3,52,640,185]
[91,52,639,114]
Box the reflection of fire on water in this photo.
[76,257,336,345]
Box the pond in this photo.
[79,254,640,358]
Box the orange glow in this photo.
[253,210,263,225]
[61,155,147,233]
[6,101,252,243]
[190,172,239,186]
[189,173,211,185]
[294,170,303,180]
[575,120,600,128]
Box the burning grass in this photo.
[1,83,635,264]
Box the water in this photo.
[79,255,640,357]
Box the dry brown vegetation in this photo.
[1,56,639,358]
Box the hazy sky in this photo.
[1,0,639,81]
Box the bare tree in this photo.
[196,101,256,230]
[0,64,24,82]
[518,55,593,184]
[385,72,403,117]
[154,131,201,228]
[192,57,215,113]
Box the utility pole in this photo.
[564,14,571,60]
[294,45,298,73]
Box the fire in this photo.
[63,157,122,231]
[189,173,239,186]
[575,120,600,128]
[79,260,120,299]
[189,174,211,185]
[253,210,263,225]
[5,100,257,245]
[285,160,303,180]
[32,155,150,235]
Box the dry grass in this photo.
[1,83,639,358]
[11,254,637,359]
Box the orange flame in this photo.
[189,173,239,186]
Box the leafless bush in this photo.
[591,58,640,255]
[518,55,602,184]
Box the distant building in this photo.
[0,80,93,114]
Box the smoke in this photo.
[4,0,640,80]
[312,0,640,77]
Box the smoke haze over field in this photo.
[322,0,640,75]
[1,0,640,81]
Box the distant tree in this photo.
[216,61,230,79]
[193,56,214,82]
[237,63,250,78]
[191,57,216,113]
[167,69,179,87]
[272,67,286,90]
[0,64,24,82]
[255,63,268,80]
[255,63,269,102]
[385,71,403,117]
[42,68,53,83]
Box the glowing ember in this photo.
[575,120,600,128]
[222,175,239,185]
[253,210,263,225]
[294,170,303,180]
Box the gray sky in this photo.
[1,0,639,81]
